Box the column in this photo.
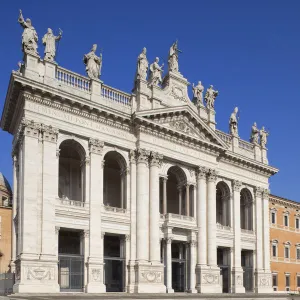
[255,188,263,273]
[163,176,167,215]
[10,155,18,272]
[124,235,130,291]
[120,170,125,209]
[196,167,207,266]
[166,237,174,293]
[178,186,182,215]
[189,235,197,293]
[232,180,245,293]
[82,230,89,288]
[186,184,190,217]
[136,148,150,261]
[127,151,136,293]
[207,170,217,266]
[86,138,105,293]
[149,152,163,263]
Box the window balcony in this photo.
[160,213,196,229]
[56,197,89,209]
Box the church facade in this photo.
[1,17,278,294]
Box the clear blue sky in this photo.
[0,0,299,201]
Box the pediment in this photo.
[134,105,228,150]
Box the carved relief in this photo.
[237,275,243,286]
[91,268,102,282]
[169,86,188,102]
[141,271,162,283]
[202,273,219,284]
[21,119,41,139]
[89,138,104,155]
[26,267,53,280]
[255,187,263,198]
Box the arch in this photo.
[57,134,88,158]
[240,188,253,230]
[167,165,187,186]
[161,163,192,183]
[216,181,231,226]
[102,147,129,169]
[58,139,86,202]
[103,151,128,209]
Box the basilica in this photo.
[0,12,278,294]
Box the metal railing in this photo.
[102,84,131,106]
[56,66,91,92]
[57,197,88,208]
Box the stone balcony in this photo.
[160,213,197,229]
[101,205,130,232]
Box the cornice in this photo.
[269,195,300,210]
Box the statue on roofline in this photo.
[250,122,259,145]
[148,57,164,86]
[42,28,62,62]
[260,126,269,148]
[229,107,239,136]
[135,47,148,81]
[18,9,38,55]
[168,40,181,72]
[205,85,219,110]
[192,81,204,106]
[83,44,102,80]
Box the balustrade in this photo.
[101,85,131,106]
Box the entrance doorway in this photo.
[171,242,187,292]
[217,247,231,293]
[58,230,84,292]
[104,235,125,292]
[242,250,254,292]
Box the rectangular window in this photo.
[286,275,290,287]
[297,275,300,287]
[272,245,277,257]
[285,247,290,259]
[272,274,278,287]
[297,248,300,260]
[271,212,276,224]
[296,218,300,229]
[284,215,288,227]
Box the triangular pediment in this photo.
[134,105,228,150]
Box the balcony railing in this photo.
[241,228,255,235]
[104,205,126,213]
[165,213,195,222]
[56,197,88,208]
[216,130,232,145]
[101,84,131,106]
[56,66,91,92]
[238,140,254,152]
[216,222,232,231]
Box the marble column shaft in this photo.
[255,188,263,271]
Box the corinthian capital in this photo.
[89,138,104,155]
[263,189,270,199]
[232,180,242,192]
[255,187,263,198]
[136,148,150,165]
[41,124,59,143]
[207,169,217,182]
[197,166,208,180]
[149,151,163,167]
[21,118,41,138]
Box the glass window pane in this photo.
[286,275,290,287]
[285,247,289,259]
[272,245,277,257]
[296,218,299,229]
[284,216,288,226]
[272,274,277,287]
[271,213,275,224]
[297,276,300,287]
[297,249,300,260]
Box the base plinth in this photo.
[196,265,222,293]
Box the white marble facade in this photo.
[0,50,278,294]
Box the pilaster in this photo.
[188,233,197,293]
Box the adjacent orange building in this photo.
[0,172,12,273]
[269,194,300,292]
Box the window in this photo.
[285,274,290,291]
[271,212,276,224]
[272,244,277,257]
[297,247,300,260]
[284,215,289,227]
[296,218,300,230]
[285,245,290,259]
[272,273,278,288]
[297,275,300,287]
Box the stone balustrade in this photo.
[102,84,131,106]
[238,139,254,152]
[216,222,232,231]
[56,197,88,208]
[216,130,232,145]
[103,204,127,213]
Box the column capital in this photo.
[136,148,150,166]
[255,187,263,197]
[89,138,104,155]
[55,226,60,235]
[120,167,130,175]
[41,124,59,143]
[21,118,42,139]
[129,149,136,164]
[161,175,168,182]
[263,189,270,199]
[197,166,209,180]
[165,237,173,244]
[125,234,130,241]
[149,151,163,167]
[81,156,90,167]
[207,169,217,182]
[189,239,197,247]
[232,179,242,192]
[81,230,90,238]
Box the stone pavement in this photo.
[4,293,299,300]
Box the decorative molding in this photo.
[233,180,242,192]
[26,267,54,281]
[141,271,162,283]
[207,169,217,182]
[255,187,263,198]
[89,138,104,155]
[166,237,173,244]
[149,151,163,167]
[263,189,270,200]
[41,124,59,143]
[136,148,150,166]
[197,166,208,180]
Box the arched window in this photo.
[240,188,253,230]
[58,140,86,202]
[216,182,231,227]
[103,151,127,209]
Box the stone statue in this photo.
[260,126,269,148]
[229,107,239,136]
[83,44,102,80]
[168,41,181,72]
[204,85,219,110]
[135,47,148,81]
[250,122,259,145]
[148,57,164,86]
[192,81,204,106]
[18,9,38,55]
[42,28,62,61]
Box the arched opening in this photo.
[240,188,253,230]
[164,166,187,215]
[58,140,86,202]
[103,151,127,209]
[216,182,231,227]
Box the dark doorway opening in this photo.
[171,242,186,292]
[104,235,125,292]
[58,230,84,292]
[242,250,254,292]
[217,247,231,293]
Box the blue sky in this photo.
[0,0,299,201]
